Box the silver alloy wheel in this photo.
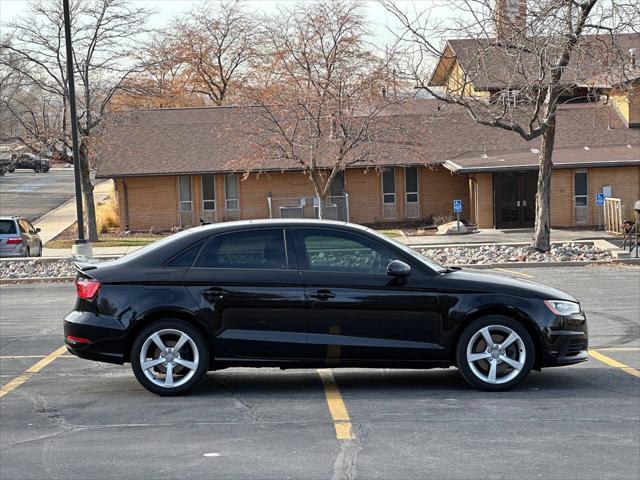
[466,325,526,385]
[139,328,199,389]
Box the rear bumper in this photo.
[63,311,127,365]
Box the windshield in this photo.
[115,228,197,262]
[366,228,447,273]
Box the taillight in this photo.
[75,279,101,299]
[66,335,91,344]
[6,238,22,245]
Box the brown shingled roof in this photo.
[95,100,640,178]
[430,33,640,90]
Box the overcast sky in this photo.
[0,0,447,47]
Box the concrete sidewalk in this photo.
[399,228,613,246]
[42,244,142,257]
[35,180,113,244]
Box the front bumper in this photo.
[540,312,589,367]
[64,311,127,365]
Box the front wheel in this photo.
[131,319,209,396]
[456,316,534,391]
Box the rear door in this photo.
[184,228,307,360]
[294,227,443,363]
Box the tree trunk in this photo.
[79,139,98,242]
[531,125,556,252]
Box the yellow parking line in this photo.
[0,354,75,359]
[589,349,640,378]
[0,346,68,399]
[596,347,640,352]
[317,369,354,440]
[493,268,534,278]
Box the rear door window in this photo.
[197,229,288,270]
[0,220,17,234]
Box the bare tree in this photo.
[1,0,152,241]
[383,0,639,251]
[175,0,257,105]
[246,0,398,217]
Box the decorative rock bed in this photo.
[0,259,76,279]
[417,243,612,265]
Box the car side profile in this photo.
[64,220,588,395]
[0,216,43,257]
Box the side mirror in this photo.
[35,228,41,233]
[386,260,411,277]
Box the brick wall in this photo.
[115,175,179,231]
[113,165,637,231]
[421,167,470,222]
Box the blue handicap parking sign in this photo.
[453,199,463,213]
[596,193,605,206]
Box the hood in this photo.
[441,269,578,302]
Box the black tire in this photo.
[131,319,209,396]
[36,243,43,257]
[25,247,30,258]
[456,315,534,391]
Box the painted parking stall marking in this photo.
[318,369,354,440]
[589,349,640,378]
[0,346,67,398]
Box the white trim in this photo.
[381,168,396,220]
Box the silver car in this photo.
[0,216,43,257]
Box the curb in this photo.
[0,276,75,285]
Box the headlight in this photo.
[544,300,581,316]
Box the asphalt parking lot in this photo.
[0,265,638,479]
[0,170,75,221]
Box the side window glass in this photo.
[198,229,287,270]
[301,230,396,274]
[165,241,203,268]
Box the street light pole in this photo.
[62,0,91,256]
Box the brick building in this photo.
[95,99,639,232]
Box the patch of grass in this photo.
[377,229,404,238]
[46,238,158,249]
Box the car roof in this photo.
[0,216,21,221]
[188,218,372,235]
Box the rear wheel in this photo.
[456,316,534,391]
[131,319,209,396]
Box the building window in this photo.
[178,175,192,212]
[405,167,418,203]
[382,168,395,204]
[178,175,193,227]
[574,171,588,223]
[225,173,239,211]
[202,174,216,211]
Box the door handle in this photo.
[202,287,227,300]
[309,289,335,300]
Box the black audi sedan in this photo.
[64,219,588,395]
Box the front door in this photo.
[294,227,442,363]
[494,172,537,228]
[184,228,307,360]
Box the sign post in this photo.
[453,199,463,233]
[596,193,605,229]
